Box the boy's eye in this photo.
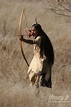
[29,30,31,32]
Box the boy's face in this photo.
[31,27,38,37]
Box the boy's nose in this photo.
[31,31,34,34]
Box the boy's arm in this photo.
[19,35,34,44]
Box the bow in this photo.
[18,9,29,67]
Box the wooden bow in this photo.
[18,10,29,67]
